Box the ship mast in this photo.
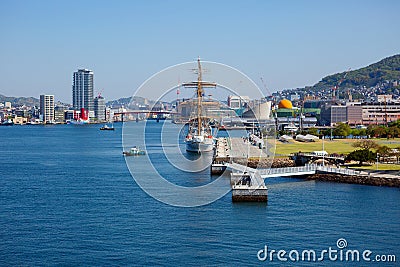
[197,57,203,133]
[182,57,216,132]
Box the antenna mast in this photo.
[197,57,203,132]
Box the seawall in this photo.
[307,173,400,188]
[233,158,295,169]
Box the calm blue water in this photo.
[0,122,399,266]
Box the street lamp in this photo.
[376,153,379,170]
[322,136,325,167]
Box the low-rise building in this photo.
[320,104,347,126]
[362,102,400,125]
[12,116,28,125]
[346,103,363,125]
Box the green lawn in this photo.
[274,138,400,156]
[349,163,400,171]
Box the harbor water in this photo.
[0,121,399,266]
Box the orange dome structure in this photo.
[278,99,293,109]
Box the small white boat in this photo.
[123,146,146,156]
[100,124,114,131]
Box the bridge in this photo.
[218,162,363,202]
[114,110,178,115]
[113,110,179,122]
[258,164,362,178]
[225,163,361,179]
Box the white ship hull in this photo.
[186,139,214,153]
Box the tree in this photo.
[366,125,377,137]
[333,123,351,138]
[359,128,367,137]
[387,126,400,139]
[376,145,391,162]
[345,149,376,166]
[352,139,379,150]
[307,127,318,136]
[388,119,400,128]
[321,128,332,138]
[351,128,360,138]
[373,126,387,138]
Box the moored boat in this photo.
[123,146,146,156]
[0,119,14,126]
[185,120,214,153]
[100,124,114,130]
[183,57,216,153]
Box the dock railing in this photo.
[258,164,363,178]
[316,166,362,176]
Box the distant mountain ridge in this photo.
[0,94,40,107]
[312,54,400,90]
[0,93,152,108]
[106,96,151,108]
[3,55,400,107]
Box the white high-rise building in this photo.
[39,94,55,123]
[72,69,94,114]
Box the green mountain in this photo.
[312,54,400,90]
[106,96,153,108]
[0,94,40,107]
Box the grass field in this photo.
[274,138,400,156]
[349,163,400,171]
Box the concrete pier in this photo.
[211,137,269,202]
[232,184,268,202]
[226,163,268,202]
[210,163,227,175]
[213,137,269,163]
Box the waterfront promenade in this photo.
[215,137,269,161]
[213,137,400,188]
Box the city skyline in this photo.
[1,0,399,103]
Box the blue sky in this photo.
[0,0,399,102]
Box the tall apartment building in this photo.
[72,69,94,116]
[39,94,55,123]
[94,95,106,121]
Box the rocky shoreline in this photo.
[234,158,295,169]
[307,173,400,188]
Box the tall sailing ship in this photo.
[183,58,216,153]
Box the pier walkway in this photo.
[258,164,362,178]
[224,163,362,179]
[225,162,264,186]
[214,137,269,162]
[223,162,268,202]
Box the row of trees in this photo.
[302,121,400,139]
[345,139,400,166]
